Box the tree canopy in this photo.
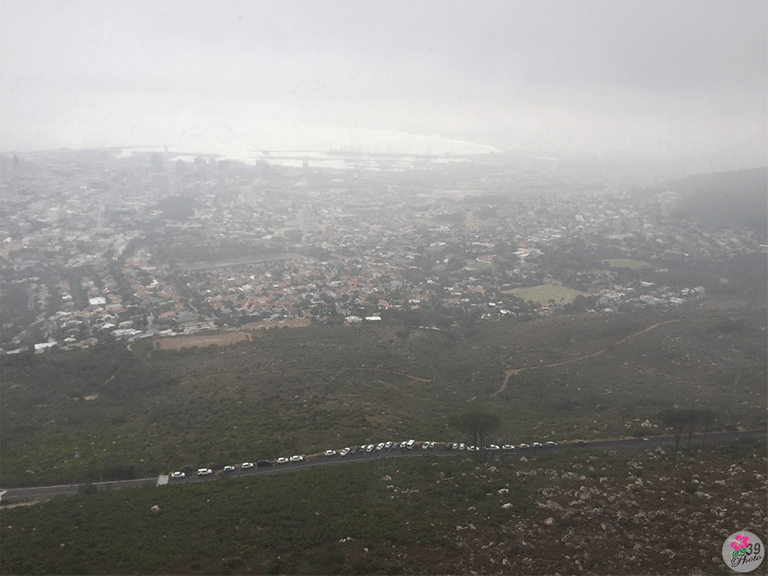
[449,411,500,448]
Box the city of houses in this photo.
[1,149,764,354]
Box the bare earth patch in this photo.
[155,332,251,350]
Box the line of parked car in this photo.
[170,438,585,478]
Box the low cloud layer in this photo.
[1,0,765,171]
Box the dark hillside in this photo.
[651,167,767,233]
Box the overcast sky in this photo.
[1,0,765,171]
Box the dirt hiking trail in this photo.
[491,320,680,397]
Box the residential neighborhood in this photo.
[1,149,765,353]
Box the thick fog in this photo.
[1,0,765,173]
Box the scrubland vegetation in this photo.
[1,437,764,575]
[1,299,765,487]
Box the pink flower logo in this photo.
[731,535,749,551]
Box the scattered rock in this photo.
[660,549,675,558]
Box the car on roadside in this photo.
[376,443,385,451]
[366,444,375,453]
[545,441,558,447]
[574,439,587,445]
[171,471,185,479]
[257,460,272,467]
[532,442,543,448]
[277,457,289,464]
[385,441,393,450]
[340,447,350,457]
[501,444,515,451]
[241,462,254,469]
[350,446,359,455]
[518,443,530,449]
[458,443,466,451]
[325,449,336,457]
[391,442,400,450]
[486,444,500,451]
[289,455,304,462]
[197,468,213,476]
[223,465,235,472]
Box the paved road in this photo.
[1,430,764,503]
[0,478,157,503]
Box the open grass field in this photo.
[1,299,765,487]
[503,282,590,304]
[604,258,652,269]
[464,260,493,271]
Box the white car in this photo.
[289,455,304,462]
[501,444,515,451]
[223,465,235,472]
[365,444,374,453]
[518,443,530,449]
[277,457,289,464]
[241,462,254,469]
[545,441,558,447]
[384,441,393,450]
[340,447,350,457]
[325,449,336,457]
[532,442,543,448]
[197,468,213,476]
[376,443,385,451]
[171,471,185,479]
[486,444,500,451]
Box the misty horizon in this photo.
[1,0,766,178]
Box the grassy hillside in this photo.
[1,300,766,486]
[1,438,765,575]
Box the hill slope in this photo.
[1,300,765,487]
